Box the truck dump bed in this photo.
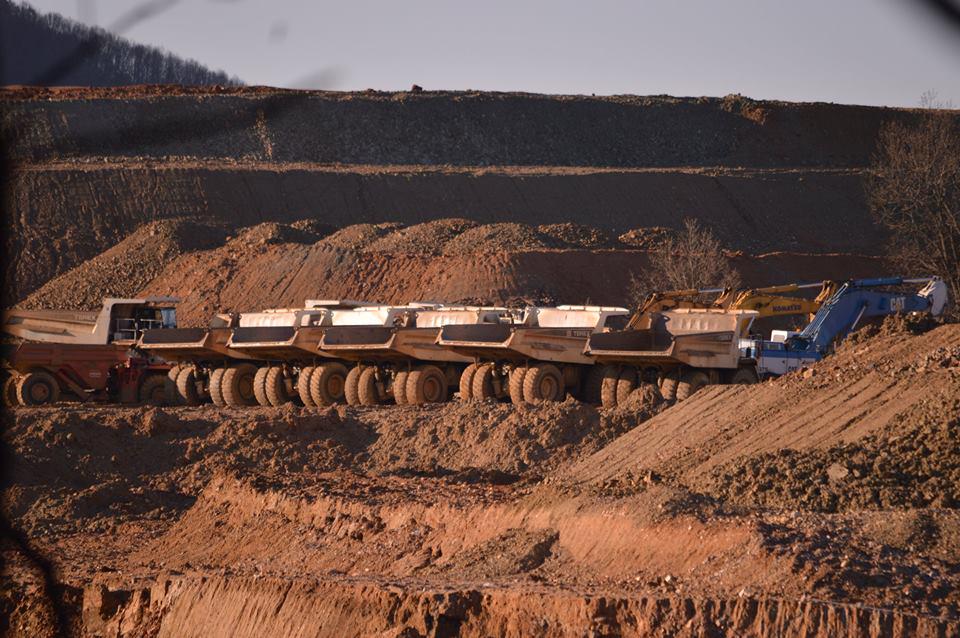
[318,307,505,363]
[585,308,756,369]
[437,306,629,365]
[139,326,256,363]
[226,308,333,360]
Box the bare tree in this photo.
[628,218,741,303]
[867,110,960,318]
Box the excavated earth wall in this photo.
[8,88,958,305]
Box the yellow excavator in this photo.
[627,281,840,331]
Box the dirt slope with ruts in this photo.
[568,322,960,512]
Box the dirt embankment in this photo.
[3,164,880,305]
[569,322,960,512]
[2,90,939,167]
[17,219,885,324]
[3,325,960,636]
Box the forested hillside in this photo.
[0,0,240,86]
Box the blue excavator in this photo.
[745,276,948,378]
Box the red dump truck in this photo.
[1,297,179,407]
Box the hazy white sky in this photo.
[20,0,960,107]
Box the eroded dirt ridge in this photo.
[3,323,959,636]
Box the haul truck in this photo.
[585,308,760,408]
[437,305,630,405]
[318,306,510,406]
[1,297,179,406]
[139,300,373,407]
[223,301,426,408]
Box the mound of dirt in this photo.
[537,223,614,249]
[618,226,675,248]
[227,221,326,247]
[568,323,960,516]
[363,218,479,254]
[316,222,405,251]
[17,219,232,311]
[442,223,558,254]
[707,387,960,511]
[358,398,644,478]
[1,398,655,537]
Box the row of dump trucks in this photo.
[1,276,948,408]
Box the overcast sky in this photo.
[20,0,960,107]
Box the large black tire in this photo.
[221,364,258,407]
[209,367,226,407]
[407,365,448,404]
[266,367,291,406]
[471,364,497,400]
[357,367,381,406]
[138,374,168,406]
[344,366,362,406]
[459,363,479,401]
[393,370,410,405]
[616,368,638,404]
[523,364,564,404]
[582,365,606,405]
[508,367,527,405]
[165,365,182,405]
[16,371,60,406]
[298,366,317,407]
[730,367,759,385]
[600,365,620,409]
[3,374,21,407]
[253,367,272,407]
[676,370,710,402]
[310,363,347,406]
[658,371,679,402]
[176,366,202,406]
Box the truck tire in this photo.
[16,371,59,406]
[471,364,496,400]
[582,365,605,405]
[266,367,291,406]
[358,367,381,405]
[209,367,226,407]
[730,367,759,385]
[3,374,21,407]
[407,365,447,404]
[253,367,272,406]
[138,374,168,406]
[658,371,679,402]
[459,363,479,401]
[676,370,710,402]
[344,366,362,406]
[221,364,258,407]
[617,368,638,404]
[298,366,317,407]
[176,366,202,406]
[393,370,410,405]
[523,364,564,403]
[600,365,620,408]
[309,363,347,406]
[508,367,527,405]
[165,365,182,406]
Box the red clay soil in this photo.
[2,324,959,636]
[3,164,885,304]
[16,219,885,324]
